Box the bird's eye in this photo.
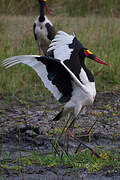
[84,50,93,56]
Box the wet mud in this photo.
[0,91,120,179]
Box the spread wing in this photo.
[2,55,89,102]
[2,55,62,100]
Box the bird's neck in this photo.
[81,60,94,82]
[39,2,45,22]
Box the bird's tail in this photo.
[52,109,64,121]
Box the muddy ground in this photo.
[0,91,120,180]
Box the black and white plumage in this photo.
[2,31,108,123]
[47,31,108,118]
[33,0,56,55]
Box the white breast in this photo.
[35,16,51,53]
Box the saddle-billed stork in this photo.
[2,31,108,155]
[33,0,56,55]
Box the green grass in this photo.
[1,147,120,172]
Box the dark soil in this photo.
[0,91,120,180]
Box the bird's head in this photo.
[39,0,47,5]
[83,49,109,65]
[73,37,108,66]
[78,46,109,66]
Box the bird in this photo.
[2,31,109,135]
[33,0,56,55]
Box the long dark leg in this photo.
[87,120,97,134]
[75,138,100,158]
[54,113,72,153]
[66,117,76,132]
[65,117,100,158]
[54,112,100,158]
[79,120,97,142]
[65,115,76,153]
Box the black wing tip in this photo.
[35,56,60,63]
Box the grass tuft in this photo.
[1,147,120,172]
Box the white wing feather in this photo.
[47,31,75,61]
[47,31,92,97]
[2,55,62,100]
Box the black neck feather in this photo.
[39,1,45,22]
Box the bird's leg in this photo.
[65,117,100,158]
[79,120,97,142]
[87,120,97,142]
[66,117,76,132]
[55,112,71,150]
[65,113,73,154]
[54,110,73,154]
[87,120,97,134]
[65,114,76,153]
[75,139,100,158]
[54,111,100,158]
